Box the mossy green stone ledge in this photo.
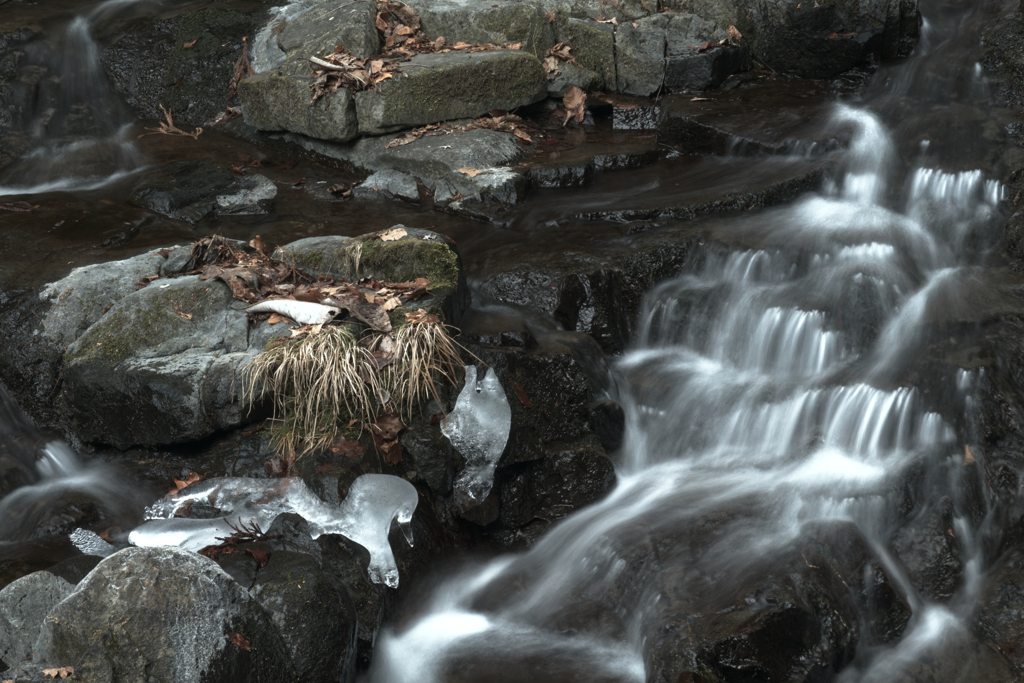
[354,50,547,135]
[272,227,469,326]
[239,72,359,143]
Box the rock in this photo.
[0,571,74,668]
[588,399,625,452]
[354,50,547,135]
[253,550,358,683]
[101,7,267,127]
[413,0,555,56]
[497,436,615,539]
[646,521,911,682]
[889,496,962,601]
[254,0,381,74]
[658,13,748,92]
[272,227,469,325]
[129,161,277,223]
[745,0,906,78]
[239,72,359,143]
[547,61,603,97]
[32,546,295,682]
[317,535,382,670]
[974,550,1024,677]
[60,275,267,447]
[42,554,102,586]
[615,21,667,97]
[402,422,455,495]
[528,164,594,189]
[37,250,166,348]
[352,170,421,203]
[216,174,278,215]
[557,19,616,90]
[282,127,528,214]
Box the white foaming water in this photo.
[129,474,419,588]
[369,81,1006,679]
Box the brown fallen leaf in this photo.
[405,308,441,325]
[380,227,408,242]
[42,667,74,679]
[183,39,198,48]
[292,177,306,187]
[690,96,711,102]
[458,167,486,177]
[381,439,403,464]
[728,25,742,42]
[964,444,975,466]
[374,412,406,440]
[330,437,365,459]
[512,381,533,408]
[169,471,204,496]
[99,526,122,542]
[563,85,587,125]
[267,313,292,325]
[229,632,252,650]
[514,128,533,143]
[245,547,270,568]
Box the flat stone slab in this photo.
[354,49,547,135]
[239,72,358,143]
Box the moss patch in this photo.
[358,237,460,297]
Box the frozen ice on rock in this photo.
[334,474,419,588]
[442,366,512,508]
[128,474,419,587]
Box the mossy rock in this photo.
[354,49,547,135]
[273,227,469,326]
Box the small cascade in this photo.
[0,0,154,195]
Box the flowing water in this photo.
[365,0,1014,680]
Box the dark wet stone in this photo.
[253,550,358,683]
[528,164,594,189]
[352,170,421,203]
[129,161,276,223]
[974,550,1024,677]
[889,496,962,602]
[402,423,455,496]
[264,512,323,563]
[43,554,101,585]
[33,546,295,682]
[0,571,74,669]
[102,7,267,127]
[497,436,615,539]
[317,534,383,670]
[588,399,625,452]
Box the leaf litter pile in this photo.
[309,0,522,101]
[143,232,465,457]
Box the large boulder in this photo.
[32,546,296,682]
[353,50,547,135]
[0,571,74,669]
[238,73,358,143]
[129,161,278,223]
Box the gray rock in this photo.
[659,13,747,92]
[355,50,547,135]
[352,170,421,202]
[37,250,166,348]
[285,127,527,213]
[0,571,74,668]
[253,550,357,683]
[615,20,667,96]
[238,72,359,143]
[412,0,556,56]
[159,245,193,277]
[557,18,616,90]
[60,276,264,447]
[402,423,455,495]
[32,546,295,682]
[216,174,278,215]
[129,161,274,223]
[547,61,602,98]
[272,227,469,326]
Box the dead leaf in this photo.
[169,471,204,496]
[405,308,441,325]
[267,313,292,324]
[229,632,252,650]
[183,39,198,48]
[330,437,365,459]
[690,96,711,101]
[42,667,74,679]
[546,11,556,22]
[381,439,403,464]
[245,547,270,568]
[563,86,587,125]
[291,177,306,187]
[514,128,533,143]
[140,104,202,140]
[380,227,408,242]
[99,526,121,542]
[728,25,742,41]
[374,412,406,440]
[395,25,415,35]
[512,381,533,408]
[452,41,473,49]
[964,444,975,466]
[458,167,486,177]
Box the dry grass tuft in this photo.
[246,320,466,456]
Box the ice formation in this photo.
[128,474,419,587]
[442,366,512,507]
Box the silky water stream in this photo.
[366,1,1014,681]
